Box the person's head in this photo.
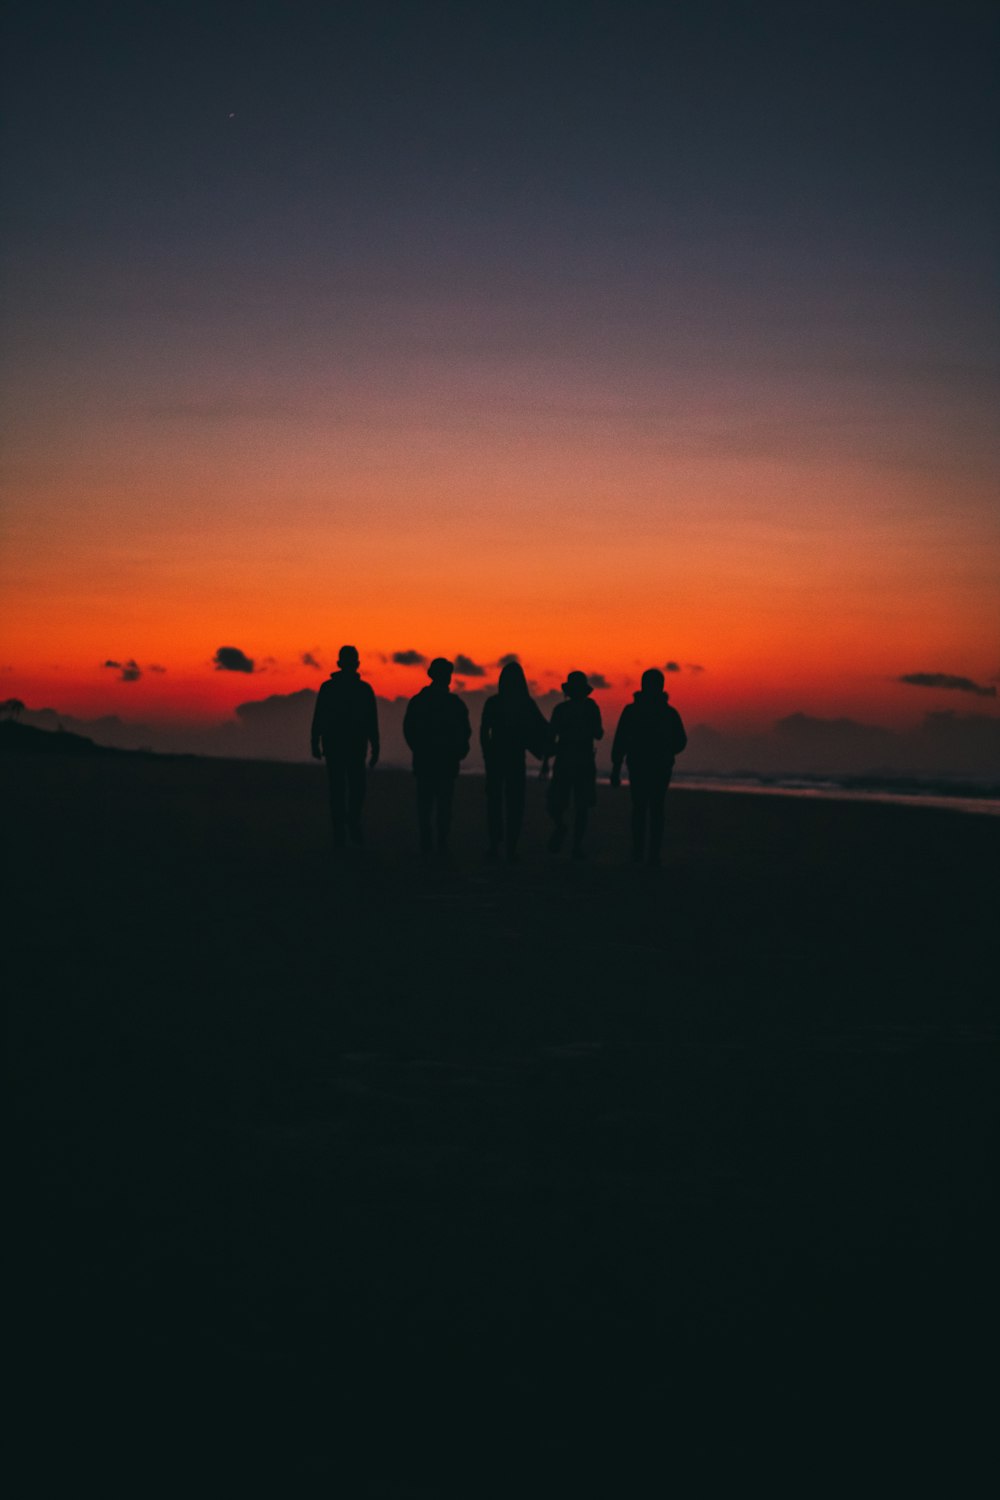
[427,657,453,686]
[562,671,593,699]
[640,667,665,694]
[498,661,529,698]
[337,644,360,672]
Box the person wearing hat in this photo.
[403,657,472,855]
[542,670,604,858]
[310,644,380,848]
[610,668,687,865]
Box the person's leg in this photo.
[571,776,590,857]
[416,774,434,854]
[436,772,455,852]
[346,756,367,843]
[485,770,503,855]
[547,776,569,852]
[630,781,648,862]
[647,772,670,865]
[325,757,348,847]
[505,766,526,858]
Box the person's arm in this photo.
[610,707,628,787]
[540,708,558,776]
[457,700,472,761]
[367,685,380,768]
[672,709,687,756]
[403,696,418,751]
[591,701,604,742]
[310,686,324,759]
[528,701,548,760]
[479,698,493,757]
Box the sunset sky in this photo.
[3,1,997,739]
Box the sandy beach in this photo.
[9,753,998,1493]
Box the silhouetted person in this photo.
[480,661,549,860]
[310,644,379,848]
[542,671,603,858]
[403,658,471,855]
[610,668,687,865]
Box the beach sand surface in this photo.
[8,756,998,1493]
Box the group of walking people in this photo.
[310,646,687,865]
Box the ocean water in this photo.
[665,772,1000,817]
[449,764,1000,817]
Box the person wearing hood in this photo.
[542,670,604,858]
[479,660,549,860]
[310,644,380,848]
[403,657,472,855]
[610,668,687,865]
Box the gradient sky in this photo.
[2,0,998,733]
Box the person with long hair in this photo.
[479,661,548,860]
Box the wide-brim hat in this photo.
[562,671,593,697]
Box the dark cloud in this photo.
[148,664,167,674]
[454,654,486,678]
[588,673,610,690]
[686,663,705,673]
[392,650,426,667]
[102,658,141,682]
[213,646,255,673]
[665,661,681,673]
[301,652,322,670]
[497,653,521,667]
[898,673,996,698]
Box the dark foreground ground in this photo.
[8,755,998,1494]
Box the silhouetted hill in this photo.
[0,719,114,756]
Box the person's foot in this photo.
[547,824,566,854]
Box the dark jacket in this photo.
[480,694,549,768]
[547,698,604,777]
[611,692,686,778]
[403,686,471,777]
[311,672,380,759]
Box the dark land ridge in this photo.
[9,749,998,1494]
